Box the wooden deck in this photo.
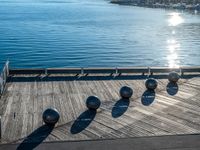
[0,72,200,147]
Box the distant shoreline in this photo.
[110,0,200,11]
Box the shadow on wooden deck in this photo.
[70,109,96,134]
[7,74,200,82]
[112,99,130,118]
[17,125,54,150]
[141,90,156,106]
[167,82,179,96]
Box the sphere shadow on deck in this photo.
[70,109,97,134]
[141,90,156,106]
[167,82,179,96]
[17,125,54,150]
[112,98,130,118]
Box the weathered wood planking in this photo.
[0,73,199,144]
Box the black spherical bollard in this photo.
[168,72,180,83]
[120,86,133,99]
[145,78,158,90]
[43,108,60,126]
[86,96,101,110]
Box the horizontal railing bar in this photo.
[83,68,116,74]
[47,68,82,74]
[8,66,200,75]
[9,69,46,75]
[149,67,180,73]
[181,67,200,72]
[117,67,149,73]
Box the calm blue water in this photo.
[0,0,199,68]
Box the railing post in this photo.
[3,69,6,87]
[180,67,184,76]
[45,68,48,75]
[148,67,151,77]
[81,68,84,75]
[115,67,118,74]
[179,68,182,76]
[0,60,10,96]
[0,76,3,95]
[5,60,9,77]
[0,116,1,140]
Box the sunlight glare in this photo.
[168,12,184,26]
[167,39,180,68]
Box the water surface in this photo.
[0,0,199,68]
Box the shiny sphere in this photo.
[42,108,60,126]
[120,86,133,99]
[145,78,158,90]
[86,96,101,110]
[168,72,180,83]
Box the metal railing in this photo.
[8,66,200,76]
[0,61,9,95]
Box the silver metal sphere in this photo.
[86,96,101,110]
[145,78,158,90]
[168,72,180,83]
[120,86,133,99]
[42,108,60,126]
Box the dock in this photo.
[0,61,200,149]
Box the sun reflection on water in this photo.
[168,12,184,26]
[167,39,180,68]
